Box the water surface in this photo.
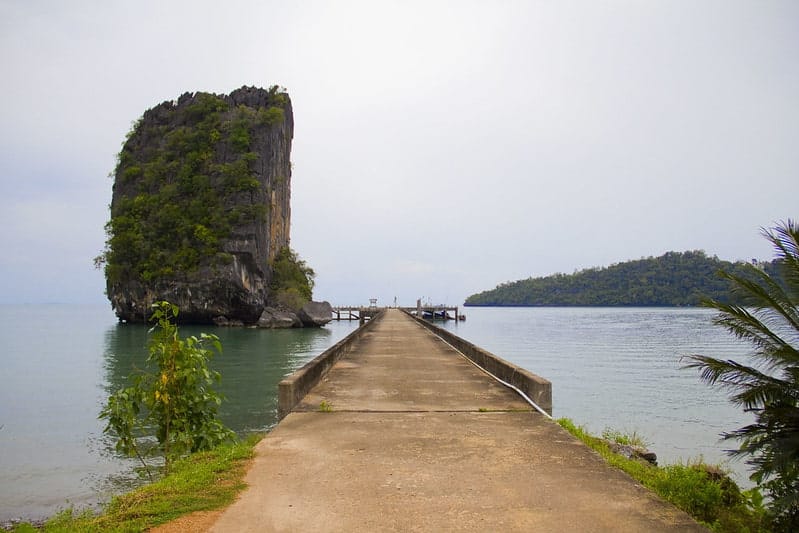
[442,307,754,481]
[0,304,759,523]
[0,304,357,524]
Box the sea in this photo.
[0,304,755,524]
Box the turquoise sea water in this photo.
[0,304,755,524]
[0,304,358,524]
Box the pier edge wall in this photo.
[277,309,386,419]
[405,311,553,415]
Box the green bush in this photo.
[557,418,767,531]
[100,302,235,478]
[273,287,307,311]
[601,427,649,448]
[269,247,315,309]
[653,464,726,524]
[257,106,285,125]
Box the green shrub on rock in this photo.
[269,247,315,309]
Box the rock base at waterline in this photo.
[213,301,333,329]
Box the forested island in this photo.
[465,251,779,307]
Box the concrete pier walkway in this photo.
[210,309,704,532]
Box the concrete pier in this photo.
[210,309,704,532]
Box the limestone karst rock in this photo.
[102,86,294,323]
[297,301,334,327]
[257,307,303,329]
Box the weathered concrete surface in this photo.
[407,310,552,414]
[278,310,385,419]
[211,309,705,532]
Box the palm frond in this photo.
[687,220,799,524]
[763,219,799,305]
[703,300,799,369]
[720,267,799,331]
[683,355,793,409]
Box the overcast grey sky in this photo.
[1,1,796,307]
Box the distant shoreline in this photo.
[463,303,704,308]
[464,251,779,308]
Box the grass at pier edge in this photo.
[557,419,768,532]
[9,424,766,532]
[4,435,259,533]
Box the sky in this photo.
[0,0,797,308]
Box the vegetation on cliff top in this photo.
[465,251,780,307]
[97,86,289,285]
[268,247,316,310]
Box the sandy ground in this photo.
[149,510,224,532]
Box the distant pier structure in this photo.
[333,299,464,323]
[331,306,381,324]
[408,298,464,322]
[332,298,381,324]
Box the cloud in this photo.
[0,0,797,306]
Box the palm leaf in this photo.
[686,220,799,524]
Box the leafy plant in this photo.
[100,301,235,478]
[601,428,650,448]
[684,220,799,531]
[269,247,315,309]
[257,106,285,125]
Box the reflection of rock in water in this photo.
[100,322,341,438]
[0,305,354,526]
[102,323,150,394]
[95,320,347,509]
[96,325,158,505]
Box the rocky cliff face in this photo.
[104,86,293,323]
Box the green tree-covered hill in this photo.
[465,251,778,307]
